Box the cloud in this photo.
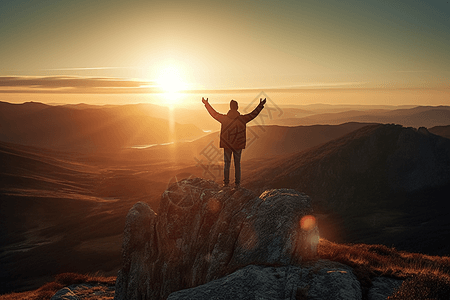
[3,76,439,95]
[0,76,158,93]
[43,67,133,71]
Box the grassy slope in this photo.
[2,238,449,300]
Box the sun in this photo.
[156,66,186,94]
[155,66,188,107]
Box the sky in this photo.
[0,0,449,106]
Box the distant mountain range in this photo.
[2,101,449,154]
[268,106,450,128]
[0,101,205,152]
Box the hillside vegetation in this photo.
[2,239,449,300]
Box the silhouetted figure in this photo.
[202,97,266,188]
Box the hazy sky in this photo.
[1,0,449,106]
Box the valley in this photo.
[1,101,449,294]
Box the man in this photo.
[202,97,266,188]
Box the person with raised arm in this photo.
[202,97,266,188]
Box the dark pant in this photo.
[223,148,242,185]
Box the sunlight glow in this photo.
[163,91,183,107]
[157,67,186,93]
[156,66,187,106]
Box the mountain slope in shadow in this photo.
[0,141,134,294]
[244,124,450,256]
[242,122,375,160]
[429,125,450,140]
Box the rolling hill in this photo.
[123,122,375,165]
[0,101,205,152]
[244,124,450,256]
[0,141,176,293]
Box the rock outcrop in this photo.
[114,178,319,300]
[167,262,362,300]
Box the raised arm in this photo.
[202,97,224,122]
[242,98,266,123]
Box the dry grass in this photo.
[318,238,450,299]
[0,273,116,300]
[3,239,450,299]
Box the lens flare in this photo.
[300,215,316,231]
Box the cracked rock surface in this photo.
[114,178,319,300]
[168,262,362,300]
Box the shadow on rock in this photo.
[114,177,319,300]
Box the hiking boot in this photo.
[222,183,229,188]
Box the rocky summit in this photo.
[167,262,362,300]
[114,177,320,300]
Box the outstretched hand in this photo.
[260,98,266,105]
[202,97,209,105]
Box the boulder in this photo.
[168,261,362,300]
[51,283,115,300]
[114,178,319,300]
[367,277,403,300]
[51,287,78,300]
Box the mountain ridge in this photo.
[270,106,450,128]
[244,124,450,255]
